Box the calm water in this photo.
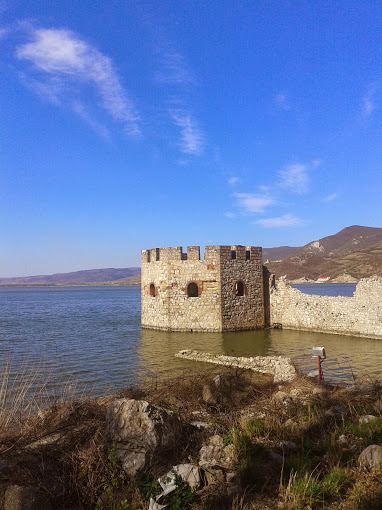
[0,284,381,398]
[292,283,356,297]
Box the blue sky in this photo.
[1,1,382,277]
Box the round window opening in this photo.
[187,282,199,297]
[149,283,156,297]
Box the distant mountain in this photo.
[0,267,140,286]
[266,225,382,280]
[262,246,299,261]
[2,226,381,285]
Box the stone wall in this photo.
[270,276,382,339]
[141,245,264,332]
[220,245,264,330]
[141,246,222,331]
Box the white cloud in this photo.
[363,97,375,117]
[228,176,239,185]
[170,110,204,155]
[361,84,381,118]
[224,211,235,218]
[71,101,110,140]
[278,163,309,194]
[156,51,194,85]
[255,213,303,228]
[362,88,376,118]
[17,28,140,136]
[274,92,290,110]
[0,27,10,39]
[233,193,274,213]
[323,192,339,202]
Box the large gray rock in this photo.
[199,435,236,470]
[325,406,347,418]
[4,485,51,510]
[359,444,382,470]
[106,399,188,475]
[160,464,201,489]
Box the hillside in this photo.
[0,267,140,286]
[266,225,382,280]
[262,245,299,261]
[2,226,381,285]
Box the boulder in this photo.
[190,421,211,429]
[338,434,349,445]
[312,387,327,398]
[202,384,218,404]
[359,415,378,424]
[280,440,297,451]
[325,406,347,418]
[199,435,236,470]
[283,419,299,433]
[160,464,201,489]
[272,391,289,402]
[106,399,188,475]
[4,485,51,510]
[268,451,283,465]
[359,445,382,470]
[203,467,225,485]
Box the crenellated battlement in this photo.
[141,245,262,264]
[141,243,265,332]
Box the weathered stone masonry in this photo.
[270,276,382,339]
[141,245,264,332]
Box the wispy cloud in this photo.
[170,110,204,155]
[274,92,290,111]
[323,192,339,202]
[156,51,194,85]
[228,176,239,185]
[362,85,379,118]
[16,28,140,137]
[278,163,309,194]
[233,193,274,213]
[255,213,304,228]
[363,96,376,117]
[0,27,10,39]
[224,211,236,218]
[71,101,110,140]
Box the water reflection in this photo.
[138,327,382,384]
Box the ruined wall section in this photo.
[270,276,382,339]
[220,246,265,331]
[141,246,223,331]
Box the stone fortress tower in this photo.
[141,245,265,332]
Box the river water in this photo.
[0,284,381,398]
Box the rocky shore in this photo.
[1,366,382,509]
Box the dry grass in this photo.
[1,360,382,509]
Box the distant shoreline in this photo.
[291,281,358,285]
[0,282,140,287]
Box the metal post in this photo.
[312,347,326,383]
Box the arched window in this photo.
[235,281,245,296]
[149,283,156,297]
[231,250,236,260]
[187,282,199,297]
